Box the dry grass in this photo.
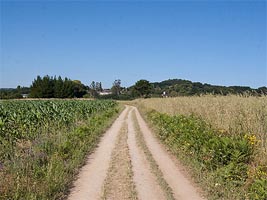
[101,122,137,200]
[132,95,267,153]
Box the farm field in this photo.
[1,96,266,200]
[0,100,119,199]
[132,95,267,199]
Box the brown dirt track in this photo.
[68,106,205,200]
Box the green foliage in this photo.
[151,79,264,97]
[0,86,30,99]
[147,110,264,199]
[249,178,267,199]
[257,86,267,95]
[0,100,118,199]
[111,79,121,96]
[29,75,87,98]
[132,79,152,98]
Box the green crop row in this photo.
[0,100,116,140]
[147,110,267,200]
[0,100,119,199]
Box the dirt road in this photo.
[68,106,205,200]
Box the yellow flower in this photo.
[244,134,258,146]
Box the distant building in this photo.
[22,94,29,98]
[162,91,168,98]
[99,89,112,96]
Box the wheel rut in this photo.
[67,105,205,200]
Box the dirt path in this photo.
[101,121,137,200]
[134,107,205,200]
[68,107,130,200]
[68,106,205,200]
[127,109,166,200]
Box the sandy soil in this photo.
[68,105,205,200]
[68,107,130,200]
[134,107,205,200]
[127,109,166,200]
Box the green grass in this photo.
[146,110,267,200]
[0,100,120,200]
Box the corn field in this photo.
[0,100,118,199]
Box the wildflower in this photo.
[244,134,258,146]
[219,129,226,134]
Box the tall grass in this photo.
[132,95,267,199]
[133,95,267,152]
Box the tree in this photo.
[29,75,87,98]
[257,87,267,95]
[111,79,121,95]
[90,81,96,90]
[54,76,64,98]
[95,82,103,92]
[132,79,152,98]
[29,75,43,98]
[73,80,87,98]
[89,81,102,97]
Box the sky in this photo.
[1,0,266,89]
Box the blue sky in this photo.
[1,0,266,88]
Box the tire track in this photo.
[67,105,205,200]
[131,109,175,200]
[68,106,129,200]
[101,121,137,200]
[133,106,205,200]
[127,108,166,200]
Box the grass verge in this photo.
[101,121,137,200]
[145,109,267,200]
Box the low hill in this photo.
[150,79,266,97]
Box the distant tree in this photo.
[111,79,121,95]
[41,75,55,98]
[88,81,102,97]
[132,79,152,98]
[30,75,43,98]
[54,76,64,98]
[62,78,74,98]
[95,82,103,92]
[99,82,103,91]
[73,80,87,98]
[0,88,23,99]
[257,87,267,95]
[90,81,96,90]
[29,75,87,98]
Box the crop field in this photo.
[0,100,119,199]
[133,95,267,199]
[134,95,267,151]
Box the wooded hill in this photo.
[150,79,267,97]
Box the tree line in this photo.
[1,76,266,99]
[151,79,267,97]
[29,75,87,98]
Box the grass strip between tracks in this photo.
[101,120,138,200]
[132,110,175,200]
